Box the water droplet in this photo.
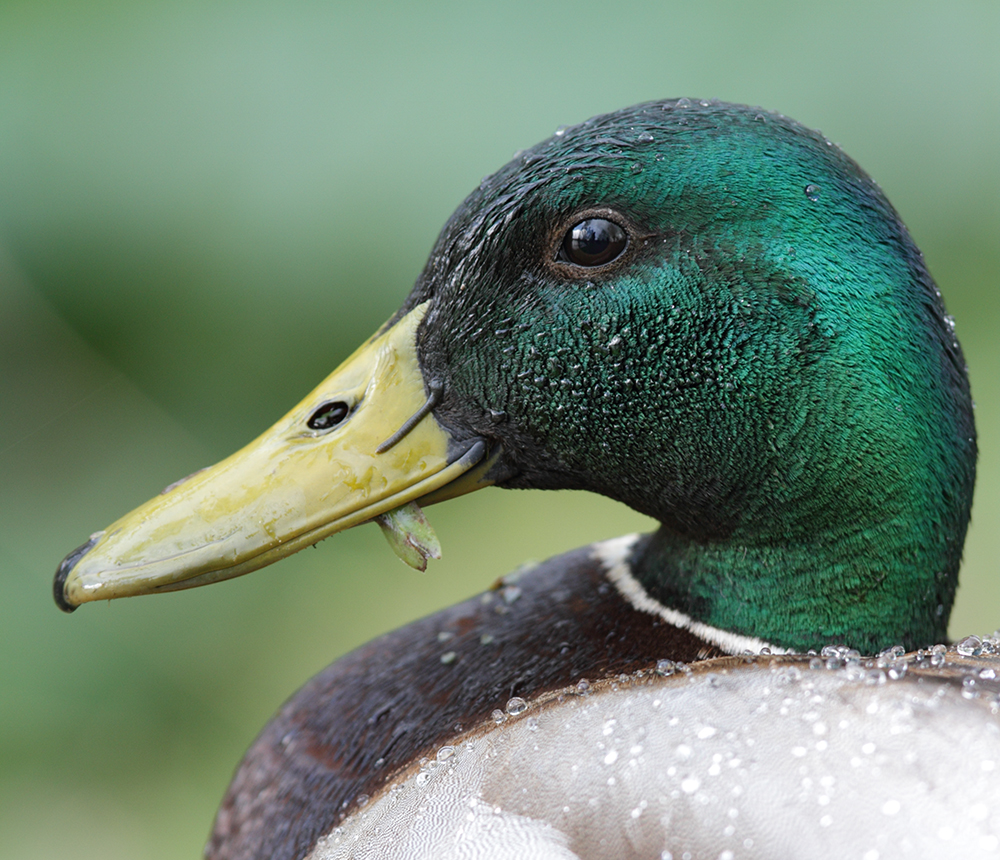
[630,162,643,175]
[604,749,619,765]
[440,651,457,664]
[437,746,455,762]
[846,664,867,684]
[500,584,522,605]
[505,696,528,716]
[576,678,591,694]
[877,644,906,664]
[636,131,654,144]
[675,97,692,108]
[957,635,983,656]
[680,775,701,793]
[554,125,568,137]
[656,659,677,676]
[930,643,947,666]
[887,661,908,680]
[805,184,821,201]
[491,709,505,724]
[777,665,802,683]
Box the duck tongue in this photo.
[374,501,442,571]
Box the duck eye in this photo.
[560,218,627,267]
[307,400,350,431]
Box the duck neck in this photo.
[629,513,956,654]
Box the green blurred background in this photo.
[1,1,997,857]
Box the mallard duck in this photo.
[55,99,998,859]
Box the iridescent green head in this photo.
[406,99,976,652]
[56,100,976,654]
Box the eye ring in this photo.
[558,217,628,268]
[307,400,352,432]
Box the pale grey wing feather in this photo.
[310,654,1000,860]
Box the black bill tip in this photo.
[53,535,101,613]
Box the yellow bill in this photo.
[54,302,494,611]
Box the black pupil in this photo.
[562,218,627,267]
[308,401,350,430]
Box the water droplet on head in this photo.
[636,131,654,144]
[576,678,591,694]
[805,184,821,202]
[630,162,643,175]
[491,709,506,724]
[656,659,677,676]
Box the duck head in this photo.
[55,100,976,653]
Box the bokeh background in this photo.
[1,2,997,857]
